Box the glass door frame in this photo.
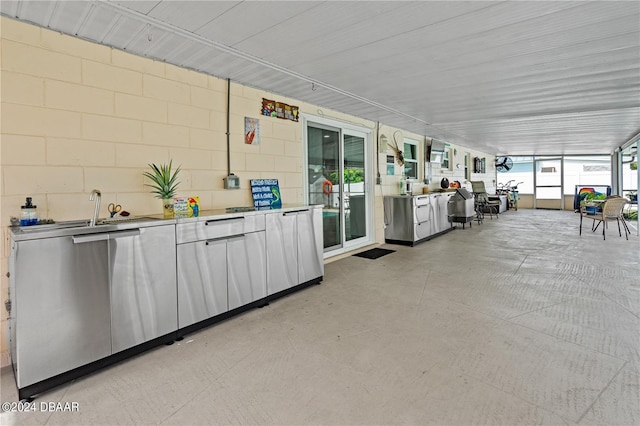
[301,114,374,258]
[533,156,564,210]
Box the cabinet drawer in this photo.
[415,203,431,224]
[177,214,265,243]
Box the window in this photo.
[403,139,419,179]
[441,149,450,170]
[563,155,612,195]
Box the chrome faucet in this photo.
[89,189,101,227]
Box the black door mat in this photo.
[352,248,395,259]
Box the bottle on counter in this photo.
[20,197,39,226]
[399,175,407,195]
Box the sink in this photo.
[96,216,146,225]
[17,220,91,232]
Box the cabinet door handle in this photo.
[72,233,109,244]
[205,217,244,225]
[205,234,245,245]
[284,209,307,215]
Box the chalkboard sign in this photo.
[250,179,282,209]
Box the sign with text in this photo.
[250,179,282,209]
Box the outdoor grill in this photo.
[448,188,475,228]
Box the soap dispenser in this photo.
[20,197,39,226]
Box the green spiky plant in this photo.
[143,161,181,199]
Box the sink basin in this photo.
[17,219,91,232]
[12,216,163,241]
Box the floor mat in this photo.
[352,248,395,259]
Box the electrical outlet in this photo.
[223,174,240,189]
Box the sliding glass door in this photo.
[305,120,371,255]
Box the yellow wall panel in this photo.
[284,140,303,158]
[1,72,44,106]
[143,74,190,104]
[41,30,111,63]
[210,111,227,132]
[111,49,165,76]
[46,138,115,166]
[258,138,285,156]
[1,135,46,165]
[83,113,141,144]
[115,93,168,123]
[142,122,189,147]
[2,103,82,138]
[45,80,114,115]
[246,152,274,172]
[190,128,225,151]
[2,40,81,83]
[212,151,229,171]
[2,165,84,195]
[82,59,142,95]
[190,170,222,190]
[0,17,41,45]
[115,144,169,168]
[190,86,225,111]
[84,167,144,193]
[274,156,299,173]
[169,148,213,171]
[168,103,210,129]
[165,62,208,88]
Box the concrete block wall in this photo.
[0,17,494,367]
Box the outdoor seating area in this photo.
[579,195,631,240]
[470,181,501,220]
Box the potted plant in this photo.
[143,161,181,218]
[580,192,606,214]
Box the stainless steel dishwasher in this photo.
[10,233,112,389]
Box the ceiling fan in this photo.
[495,156,513,172]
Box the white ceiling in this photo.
[2,0,639,155]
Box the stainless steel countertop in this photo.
[10,216,174,241]
[10,204,322,241]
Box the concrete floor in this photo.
[1,209,638,425]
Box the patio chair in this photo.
[580,195,630,240]
[470,181,501,219]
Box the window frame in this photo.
[403,138,419,179]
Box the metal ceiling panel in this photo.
[112,1,159,15]
[144,1,238,32]
[195,1,322,47]
[1,0,638,155]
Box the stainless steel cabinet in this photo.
[432,193,454,233]
[11,234,112,388]
[9,223,177,389]
[297,207,324,284]
[266,212,298,295]
[266,208,323,296]
[110,226,177,353]
[177,214,266,327]
[384,194,454,245]
[177,239,228,328]
[228,231,266,310]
